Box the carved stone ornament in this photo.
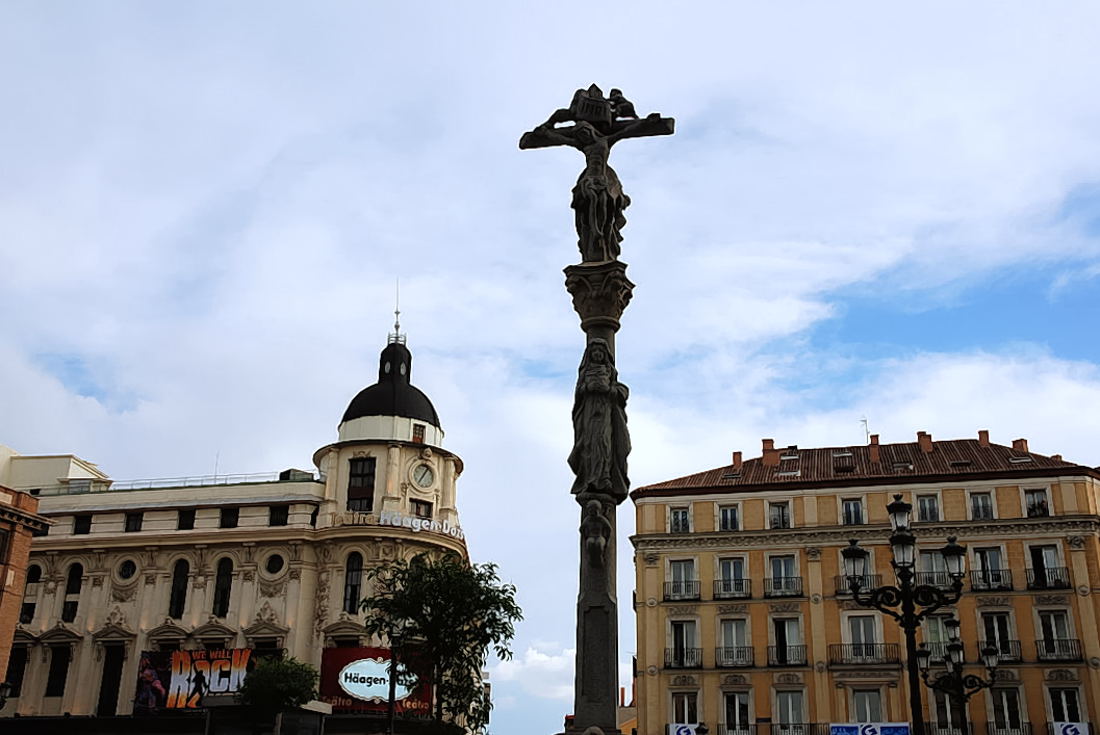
[810,593,822,604]
[769,602,800,613]
[717,604,747,615]
[993,669,1018,682]
[105,606,127,627]
[643,552,659,566]
[1089,657,1100,670]
[1078,585,1090,597]
[288,569,302,581]
[645,598,657,608]
[111,585,137,602]
[564,262,636,332]
[144,573,157,586]
[670,675,697,687]
[242,570,255,582]
[91,576,104,588]
[289,543,302,562]
[806,547,822,560]
[1047,668,1078,682]
[1035,594,1069,605]
[254,601,279,625]
[192,574,207,590]
[815,661,826,673]
[722,674,747,686]
[569,338,630,503]
[646,665,657,676]
[259,577,287,598]
[976,596,1011,607]
[313,571,331,639]
[1067,535,1086,549]
[667,605,697,615]
[775,673,802,684]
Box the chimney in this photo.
[1012,438,1029,453]
[762,438,780,467]
[917,431,933,454]
[1052,454,1063,462]
[620,687,625,707]
[978,429,990,448]
[731,451,743,470]
[869,434,880,464]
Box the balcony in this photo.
[664,580,701,601]
[971,569,1013,591]
[988,725,1032,735]
[980,639,1021,663]
[663,647,703,669]
[1026,567,1071,589]
[714,578,751,599]
[914,571,955,589]
[764,576,803,597]
[714,646,754,668]
[767,644,807,666]
[833,574,882,595]
[715,727,752,735]
[827,642,900,665]
[1036,637,1083,661]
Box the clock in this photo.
[413,464,435,488]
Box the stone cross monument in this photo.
[521,84,674,735]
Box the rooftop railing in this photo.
[25,469,324,496]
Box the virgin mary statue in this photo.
[568,338,630,502]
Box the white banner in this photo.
[1052,724,1089,735]
[670,725,700,735]
[830,725,911,735]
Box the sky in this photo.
[3,2,1100,732]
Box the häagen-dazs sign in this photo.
[329,510,465,540]
[338,657,410,702]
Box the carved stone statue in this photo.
[568,338,630,501]
[520,85,674,264]
[580,500,612,567]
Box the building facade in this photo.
[0,480,48,679]
[1,335,468,718]
[631,430,1100,733]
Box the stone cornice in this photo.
[632,517,1100,551]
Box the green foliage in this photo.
[360,552,523,733]
[236,656,319,714]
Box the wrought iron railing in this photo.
[971,568,1013,591]
[664,581,701,601]
[980,638,1021,662]
[1036,637,1082,661]
[714,578,751,599]
[1026,567,1071,589]
[663,647,703,668]
[764,576,803,597]
[833,574,882,595]
[767,644,807,666]
[714,646,754,668]
[827,642,900,665]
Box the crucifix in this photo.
[521,85,674,735]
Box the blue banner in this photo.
[830,725,911,735]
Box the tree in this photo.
[361,552,523,733]
[236,656,319,715]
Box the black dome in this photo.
[341,341,441,427]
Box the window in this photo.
[1038,610,1072,648]
[412,423,426,443]
[669,507,690,533]
[343,552,363,614]
[5,646,27,698]
[933,690,959,730]
[973,547,1009,589]
[124,512,143,532]
[717,557,747,597]
[775,690,804,726]
[919,550,949,587]
[347,457,376,512]
[842,498,864,525]
[718,618,749,667]
[848,615,877,658]
[991,688,1022,729]
[917,494,939,522]
[26,564,41,584]
[769,501,791,529]
[73,514,92,535]
[118,559,137,580]
[772,617,802,664]
[219,507,239,529]
[668,559,696,599]
[982,612,1015,658]
[268,505,289,526]
[169,560,189,619]
[1050,687,1081,722]
[1025,488,1050,517]
[309,507,318,527]
[19,602,35,624]
[971,492,994,520]
[718,505,739,531]
[1029,544,1064,587]
[212,558,233,617]
[724,691,750,730]
[671,691,698,724]
[45,646,72,697]
[32,524,48,537]
[62,563,83,622]
[177,508,196,530]
[265,555,285,575]
[924,616,952,660]
[769,555,798,595]
[852,689,882,722]
[411,499,433,520]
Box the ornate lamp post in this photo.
[841,494,968,731]
[915,619,999,734]
[0,680,11,711]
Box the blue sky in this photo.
[3,3,1100,733]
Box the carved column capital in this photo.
[564,261,635,334]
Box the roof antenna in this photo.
[389,278,406,345]
[860,417,870,444]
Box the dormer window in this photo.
[412,423,426,443]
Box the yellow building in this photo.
[631,430,1100,733]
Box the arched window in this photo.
[26,564,41,584]
[62,563,83,622]
[343,552,363,614]
[169,559,189,619]
[212,558,233,618]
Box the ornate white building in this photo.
[2,335,467,718]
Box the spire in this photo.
[389,278,406,345]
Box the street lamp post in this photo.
[841,494,968,732]
[915,620,1000,734]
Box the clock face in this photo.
[413,464,434,488]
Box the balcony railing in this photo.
[664,581,701,601]
[764,576,803,597]
[1026,567,1071,589]
[714,646,754,668]
[664,647,703,668]
[715,726,752,735]
[827,642,900,665]
[769,726,828,735]
[767,644,807,666]
[1045,725,1093,735]
[971,568,1013,591]
[980,639,1022,662]
[1036,637,1083,661]
[988,725,1032,735]
[915,571,955,588]
[714,578,751,599]
[833,574,882,595]
[1027,500,1050,517]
